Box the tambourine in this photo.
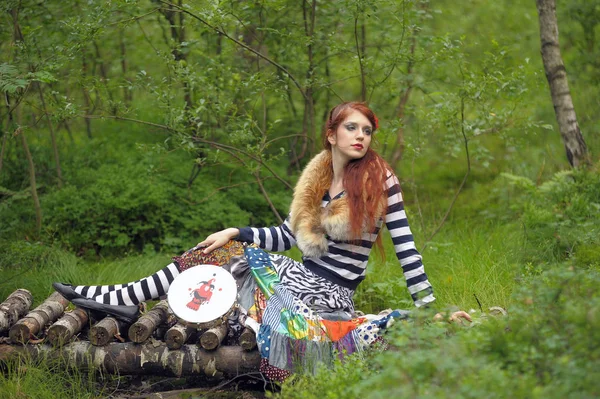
[167,265,237,329]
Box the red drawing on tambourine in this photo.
[186,274,223,311]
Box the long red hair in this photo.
[324,102,391,255]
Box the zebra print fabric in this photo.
[268,253,355,317]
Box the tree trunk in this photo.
[536,0,589,167]
[0,342,260,377]
[159,0,192,110]
[93,41,117,115]
[49,89,75,144]
[7,10,42,233]
[0,289,33,334]
[306,0,317,155]
[355,15,367,101]
[81,47,93,138]
[128,300,170,343]
[0,127,7,177]
[290,0,317,169]
[9,292,69,344]
[36,82,63,187]
[119,27,132,105]
[46,308,89,346]
[0,94,7,176]
[17,122,42,235]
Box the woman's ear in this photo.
[327,130,336,145]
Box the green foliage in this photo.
[502,167,600,266]
[268,350,374,399]
[0,132,289,257]
[0,63,27,93]
[278,265,600,399]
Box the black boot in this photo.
[71,297,140,324]
[53,282,86,301]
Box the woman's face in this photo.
[328,110,373,163]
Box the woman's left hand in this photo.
[433,311,472,323]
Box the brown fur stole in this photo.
[289,150,385,258]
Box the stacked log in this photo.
[0,290,263,379]
[128,300,170,343]
[165,323,195,350]
[89,317,124,346]
[47,308,89,346]
[0,289,33,334]
[0,342,261,377]
[9,292,69,344]
[240,327,257,351]
[200,324,228,350]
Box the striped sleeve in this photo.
[385,172,436,308]
[236,215,297,252]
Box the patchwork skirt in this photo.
[173,241,409,381]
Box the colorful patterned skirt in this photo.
[173,241,409,381]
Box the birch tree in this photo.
[536,0,589,167]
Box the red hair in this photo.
[324,102,390,256]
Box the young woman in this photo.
[54,102,469,380]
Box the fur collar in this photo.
[289,150,385,258]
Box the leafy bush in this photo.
[276,265,600,399]
[0,135,290,257]
[501,167,600,267]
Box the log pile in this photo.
[0,289,260,378]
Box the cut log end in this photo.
[128,324,150,343]
[9,323,31,345]
[89,317,121,346]
[8,291,70,344]
[47,325,70,346]
[128,300,170,343]
[165,324,194,350]
[240,327,257,351]
[0,289,34,333]
[47,308,89,346]
[200,324,228,351]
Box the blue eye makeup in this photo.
[344,122,372,135]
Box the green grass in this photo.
[0,246,171,307]
[354,218,521,314]
[0,356,109,399]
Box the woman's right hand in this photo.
[197,228,240,254]
[433,311,472,323]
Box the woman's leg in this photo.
[63,241,246,306]
[71,262,180,306]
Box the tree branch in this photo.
[81,114,293,191]
[421,97,470,252]
[354,16,366,101]
[158,0,308,102]
[254,171,283,224]
[106,7,161,26]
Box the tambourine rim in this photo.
[167,264,237,324]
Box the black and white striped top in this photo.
[237,173,435,308]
